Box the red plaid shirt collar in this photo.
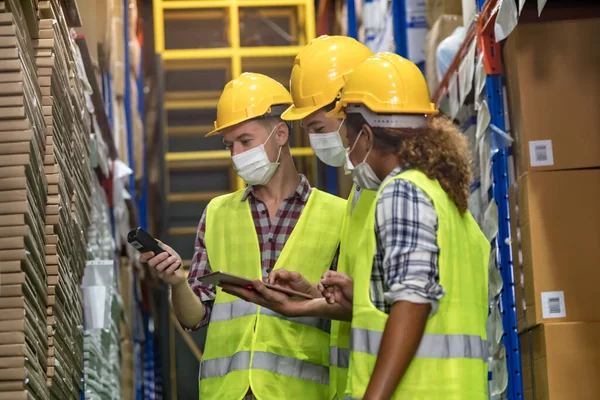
[240,174,312,203]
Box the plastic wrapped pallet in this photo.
[83,175,122,400]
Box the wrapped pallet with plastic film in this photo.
[82,173,123,400]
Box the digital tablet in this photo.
[197,271,314,300]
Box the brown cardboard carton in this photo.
[425,0,462,27]
[511,169,600,331]
[504,18,600,175]
[520,322,600,400]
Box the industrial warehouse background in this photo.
[0,0,598,399]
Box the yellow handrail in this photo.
[166,147,314,162]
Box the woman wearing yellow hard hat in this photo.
[317,52,490,399]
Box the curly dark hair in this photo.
[347,113,472,213]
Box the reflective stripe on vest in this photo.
[211,300,330,332]
[210,300,257,322]
[329,346,350,369]
[200,351,250,380]
[200,351,329,385]
[260,307,331,333]
[351,329,489,360]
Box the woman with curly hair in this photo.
[317,52,490,399]
[221,52,490,400]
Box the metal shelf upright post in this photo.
[123,0,144,398]
[477,1,523,399]
[391,0,408,57]
[137,50,148,230]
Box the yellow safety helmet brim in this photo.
[206,72,293,136]
[280,103,318,121]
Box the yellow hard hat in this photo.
[206,72,293,136]
[280,35,373,121]
[328,52,438,118]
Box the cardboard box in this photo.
[425,0,462,27]
[504,18,600,176]
[510,169,600,332]
[520,322,600,400]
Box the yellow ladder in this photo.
[152,0,317,268]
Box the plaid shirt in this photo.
[371,166,446,314]
[187,175,338,329]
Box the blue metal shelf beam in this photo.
[477,1,523,399]
[392,0,408,57]
[137,53,148,229]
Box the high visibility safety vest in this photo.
[328,185,376,400]
[202,187,346,400]
[345,170,490,400]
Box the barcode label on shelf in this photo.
[529,140,554,167]
[541,291,566,319]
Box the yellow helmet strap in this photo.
[345,105,429,129]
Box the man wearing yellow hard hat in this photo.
[220,35,374,399]
[140,72,345,400]
[225,53,489,399]
[282,35,375,399]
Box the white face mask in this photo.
[232,126,282,186]
[344,129,382,191]
[308,119,346,167]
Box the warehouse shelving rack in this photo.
[432,2,522,398]
[347,0,523,399]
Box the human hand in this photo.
[220,279,311,317]
[318,271,354,312]
[268,269,322,298]
[139,241,186,286]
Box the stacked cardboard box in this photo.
[505,17,600,400]
[35,1,92,398]
[0,1,49,399]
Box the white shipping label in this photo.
[541,291,567,319]
[528,140,554,167]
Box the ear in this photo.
[273,121,290,146]
[361,124,374,149]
